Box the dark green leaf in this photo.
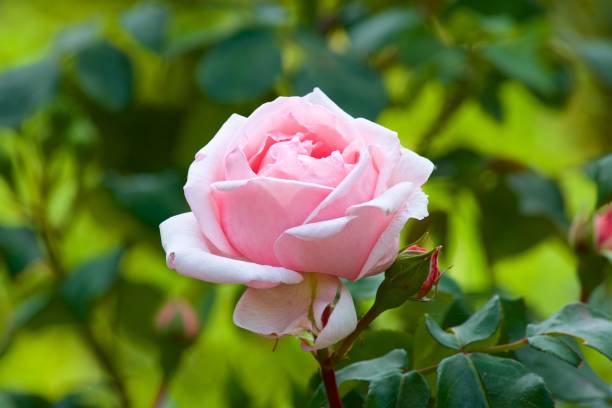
[196,29,282,103]
[0,392,51,408]
[506,171,568,230]
[343,330,412,368]
[121,2,170,53]
[0,226,43,277]
[104,171,187,228]
[0,292,51,357]
[61,248,123,320]
[516,344,612,403]
[365,371,429,408]
[437,353,554,408]
[116,280,164,344]
[75,41,133,111]
[527,335,582,367]
[293,34,387,120]
[425,295,501,350]
[576,39,612,87]
[0,60,59,128]
[585,153,612,208]
[527,302,612,359]
[348,8,420,57]
[483,37,555,97]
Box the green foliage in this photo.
[75,41,134,111]
[60,248,123,321]
[425,295,501,350]
[0,60,59,128]
[527,302,612,359]
[437,353,554,408]
[196,30,282,103]
[364,371,429,408]
[585,153,612,208]
[121,3,170,53]
[526,335,582,367]
[0,226,42,277]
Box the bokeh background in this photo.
[0,0,611,407]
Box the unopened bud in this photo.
[155,299,200,342]
[594,206,612,253]
[415,246,442,299]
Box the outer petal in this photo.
[184,114,247,256]
[232,274,356,350]
[303,87,353,121]
[275,182,424,280]
[390,147,435,187]
[211,177,332,266]
[160,213,302,288]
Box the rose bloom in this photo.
[595,206,612,252]
[160,89,433,349]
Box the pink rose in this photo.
[594,206,612,252]
[160,89,433,349]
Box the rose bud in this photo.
[155,299,200,342]
[594,206,612,253]
[415,246,442,299]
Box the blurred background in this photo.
[0,0,611,407]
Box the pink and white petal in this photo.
[356,189,429,279]
[288,102,351,152]
[389,148,435,188]
[275,182,419,280]
[303,88,353,121]
[211,177,332,266]
[225,147,256,180]
[308,280,357,350]
[184,114,247,256]
[305,146,378,223]
[233,276,315,337]
[232,273,356,350]
[353,118,402,195]
[160,212,302,288]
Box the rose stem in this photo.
[317,349,344,408]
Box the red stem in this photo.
[320,359,343,408]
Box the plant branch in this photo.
[317,350,343,408]
[332,306,381,362]
[151,375,170,408]
[479,337,530,354]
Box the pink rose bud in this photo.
[594,207,612,252]
[415,246,442,299]
[155,300,200,341]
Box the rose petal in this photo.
[390,147,435,187]
[232,274,356,350]
[211,177,332,266]
[275,182,422,279]
[302,88,353,121]
[305,146,378,223]
[160,212,302,288]
[184,114,247,256]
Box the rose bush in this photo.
[160,88,433,349]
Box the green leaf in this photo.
[585,153,612,208]
[373,249,433,312]
[365,371,430,408]
[196,29,282,103]
[526,302,612,359]
[104,171,188,228]
[293,33,387,120]
[115,280,164,345]
[348,8,420,57]
[437,353,554,408]
[0,226,43,277]
[0,59,59,128]
[425,295,501,350]
[61,248,123,320]
[576,39,612,87]
[75,41,134,111]
[0,292,51,357]
[482,36,555,97]
[527,335,582,367]
[516,344,612,403]
[506,171,568,230]
[343,330,412,367]
[121,2,170,53]
[52,23,100,55]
